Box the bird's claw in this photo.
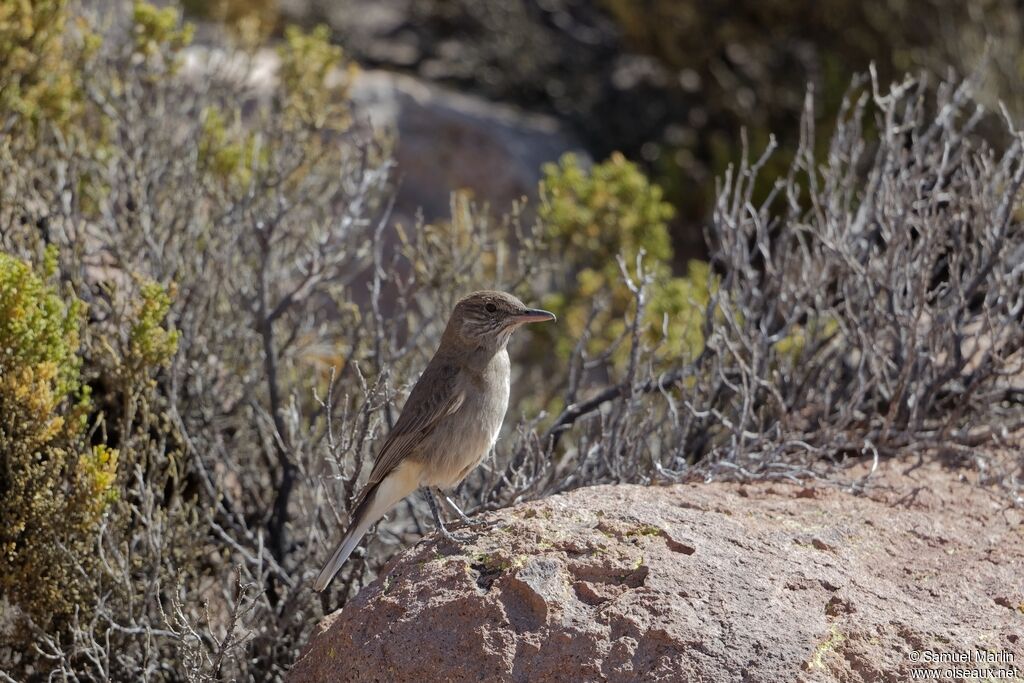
[436,523,475,544]
[450,516,497,531]
[426,489,487,544]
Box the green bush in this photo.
[278,24,356,128]
[0,250,111,626]
[0,0,84,130]
[180,0,279,41]
[0,246,179,634]
[131,0,194,58]
[539,152,710,365]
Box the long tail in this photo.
[313,463,419,592]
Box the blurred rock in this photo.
[180,46,583,224]
[289,459,1023,682]
[350,69,584,224]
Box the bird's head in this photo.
[443,290,555,353]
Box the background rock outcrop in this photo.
[290,458,1023,682]
[181,47,583,226]
[350,69,584,225]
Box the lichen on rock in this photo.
[290,458,1023,682]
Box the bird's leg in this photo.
[437,489,497,530]
[424,489,472,544]
[437,489,475,525]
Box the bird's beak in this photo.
[513,308,557,324]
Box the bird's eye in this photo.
[485,303,497,313]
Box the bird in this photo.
[313,290,555,592]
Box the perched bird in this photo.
[313,290,555,592]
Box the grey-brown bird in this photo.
[313,290,555,592]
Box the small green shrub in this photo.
[278,24,356,129]
[131,0,194,58]
[128,281,181,372]
[0,0,89,133]
[199,105,264,187]
[0,250,108,626]
[539,152,710,365]
[180,0,278,42]
[0,247,179,632]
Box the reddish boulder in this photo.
[290,459,1024,682]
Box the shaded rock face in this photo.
[290,460,1024,682]
[180,47,583,225]
[350,69,584,225]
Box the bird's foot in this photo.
[425,488,475,543]
[439,491,496,530]
[435,520,476,544]
[449,516,498,532]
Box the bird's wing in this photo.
[355,360,464,505]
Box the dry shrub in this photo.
[515,72,1024,499]
[1,1,1022,680]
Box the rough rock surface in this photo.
[290,458,1024,682]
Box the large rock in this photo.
[349,69,583,224]
[289,459,1023,682]
[180,46,583,224]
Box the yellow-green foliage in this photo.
[0,0,85,130]
[198,23,356,190]
[278,24,356,129]
[198,105,267,188]
[129,281,180,371]
[131,0,193,60]
[180,0,279,42]
[0,250,113,626]
[774,316,840,360]
[542,152,675,266]
[0,251,178,628]
[0,9,184,623]
[0,247,83,398]
[0,0,192,139]
[539,153,711,364]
